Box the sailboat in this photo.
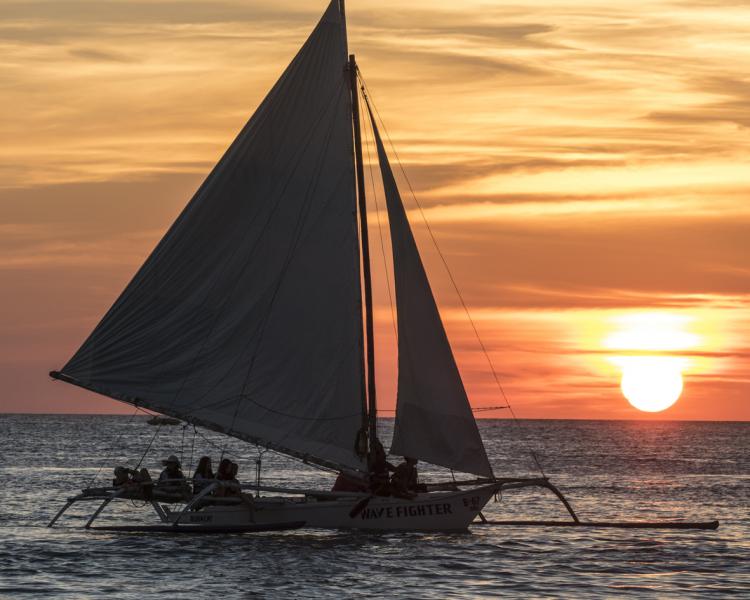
[47,0,582,533]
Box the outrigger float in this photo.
[48,0,718,535]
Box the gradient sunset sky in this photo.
[1,0,748,419]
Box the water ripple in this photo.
[0,416,747,598]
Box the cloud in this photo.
[0,1,316,27]
[367,158,626,193]
[358,41,552,83]
[647,75,750,129]
[68,47,136,63]
[395,214,750,311]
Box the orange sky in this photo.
[1,0,748,419]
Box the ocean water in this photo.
[0,415,747,598]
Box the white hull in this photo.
[166,485,498,532]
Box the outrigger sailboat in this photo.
[47,1,716,533]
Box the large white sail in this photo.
[53,1,367,472]
[367,108,494,478]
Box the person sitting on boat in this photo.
[113,466,154,498]
[158,455,185,487]
[215,458,240,497]
[192,456,214,495]
[390,457,418,498]
[368,438,395,495]
[216,457,232,479]
[134,467,154,499]
[227,462,241,496]
[112,466,140,487]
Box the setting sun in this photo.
[605,313,697,413]
[620,357,684,412]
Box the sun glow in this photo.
[605,313,698,413]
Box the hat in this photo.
[162,455,180,466]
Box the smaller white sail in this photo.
[367,106,494,479]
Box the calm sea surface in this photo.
[0,416,747,598]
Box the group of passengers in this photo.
[191,456,241,497]
[332,439,420,498]
[112,455,241,498]
[114,446,419,500]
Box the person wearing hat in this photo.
[158,455,185,487]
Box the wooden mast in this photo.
[339,0,347,42]
[349,53,378,452]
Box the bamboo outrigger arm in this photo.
[474,478,719,530]
[493,478,580,523]
[419,476,580,522]
[47,479,191,528]
[84,489,124,528]
[48,498,77,528]
[47,488,128,529]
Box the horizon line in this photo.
[1,412,748,424]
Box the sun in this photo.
[620,357,683,412]
[602,313,696,413]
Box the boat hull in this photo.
[167,485,498,532]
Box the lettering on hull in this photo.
[189,514,213,523]
[462,496,482,511]
[359,503,454,520]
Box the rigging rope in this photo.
[179,423,187,466]
[358,70,548,479]
[255,447,268,496]
[360,84,398,339]
[188,426,197,477]
[84,405,140,488]
[191,424,339,475]
[135,420,164,470]
[193,425,241,460]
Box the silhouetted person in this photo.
[192,456,214,495]
[158,455,185,487]
[216,458,232,480]
[226,462,240,496]
[391,457,418,498]
[113,466,153,499]
[368,438,395,495]
[215,458,239,497]
[113,466,134,487]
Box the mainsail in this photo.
[366,105,494,479]
[52,0,367,472]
